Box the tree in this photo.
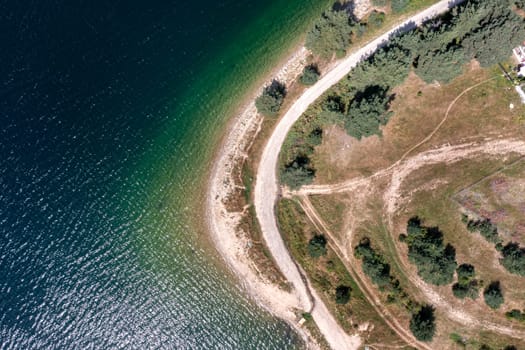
[404,217,457,285]
[452,263,479,299]
[308,234,327,258]
[305,8,354,58]
[255,80,286,117]
[483,281,504,309]
[344,85,391,139]
[500,242,525,276]
[414,47,465,84]
[355,238,392,287]
[462,3,525,67]
[299,64,320,86]
[281,157,315,189]
[410,305,436,341]
[335,285,351,304]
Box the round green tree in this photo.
[409,305,436,342]
[308,234,327,258]
[335,285,351,304]
[299,64,320,86]
[484,281,504,309]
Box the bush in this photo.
[404,217,457,285]
[308,234,327,258]
[452,263,479,300]
[466,218,500,244]
[305,8,354,58]
[506,309,525,322]
[281,157,315,189]
[299,64,320,86]
[367,11,385,29]
[391,0,410,13]
[483,281,504,309]
[335,285,351,304]
[371,0,387,6]
[410,305,436,342]
[255,80,286,117]
[500,242,525,276]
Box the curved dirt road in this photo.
[253,1,463,349]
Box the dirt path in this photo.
[381,139,525,339]
[253,2,462,349]
[294,138,525,340]
[298,195,433,350]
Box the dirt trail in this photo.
[382,139,525,338]
[296,138,525,340]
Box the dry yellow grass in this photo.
[301,63,525,348]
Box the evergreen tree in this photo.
[483,281,504,309]
[410,305,436,341]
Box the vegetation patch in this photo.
[483,281,504,309]
[451,263,480,300]
[402,217,457,286]
[299,64,321,86]
[409,305,436,342]
[305,5,355,58]
[277,198,407,344]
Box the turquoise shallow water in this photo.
[0,0,331,349]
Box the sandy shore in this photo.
[206,44,311,332]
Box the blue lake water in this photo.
[0,1,331,348]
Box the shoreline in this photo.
[205,45,314,343]
[205,1,372,346]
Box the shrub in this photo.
[335,285,351,304]
[299,64,320,86]
[500,242,525,276]
[302,312,313,321]
[391,0,410,13]
[367,10,385,29]
[410,305,436,342]
[308,234,327,258]
[281,158,315,189]
[255,80,286,117]
[483,281,504,309]
[466,218,500,244]
[305,8,354,58]
[371,0,387,6]
[506,309,525,322]
[404,217,457,285]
